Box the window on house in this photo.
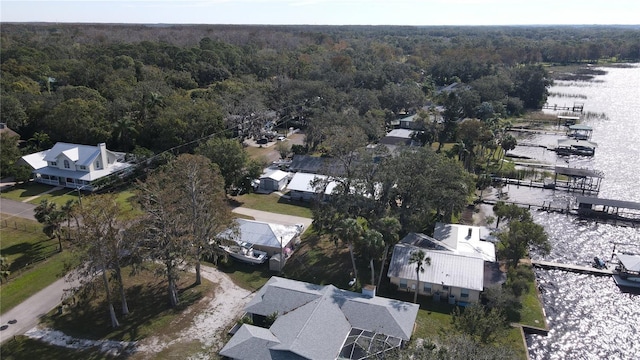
[79,165,86,170]
[50,161,57,166]
[64,160,70,169]
[96,160,101,169]
[461,288,469,298]
[423,283,432,294]
[442,285,449,291]
[399,279,407,289]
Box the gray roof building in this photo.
[220,276,419,360]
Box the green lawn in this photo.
[230,193,313,218]
[0,336,116,360]
[0,215,76,314]
[1,182,80,206]
[216,260,272,292]
[0,251,75,314]
[517,278,547,328]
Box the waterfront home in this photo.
[19,142,131,191]
[387,225,500,304]
[219,276,419,360]
[387,243,485,305]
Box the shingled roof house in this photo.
[220,277,419,360]
[19,142,132,191]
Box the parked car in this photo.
[257,138,268,145]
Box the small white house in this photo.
[258,170,290,192]
[223,219,302,257]
[19,142,131,191]
[286,172,338,202]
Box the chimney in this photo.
[362,284,376,298]
[467,228,473,238]
[98,143,108,169]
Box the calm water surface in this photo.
[504,65,640,360]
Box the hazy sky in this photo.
[1,0,638,26]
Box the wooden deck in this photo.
[531,259,613,276]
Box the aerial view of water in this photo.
[509,65,640,359]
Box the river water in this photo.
[492,64,640,359]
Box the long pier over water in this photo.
[530,259,613,276]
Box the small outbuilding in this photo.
[258,170,290,192]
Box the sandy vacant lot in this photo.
[26,265,253,359]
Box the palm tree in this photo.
[34,199,64,252]
[360,229,384,286]
[60,199,78,240]
[408,249,431,304]
[337,218,363,285]
[113,114,137,153]
[376,216,401,289]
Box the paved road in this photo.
[0,198,36,220]
[232,207,312,232]
[0,275,80,344]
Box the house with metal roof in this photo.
[286,172,338,202]
[19,142,132,191]
[258,170,290,192]
[432,223,496,262]
[223,219,302,258]
[219,276,419,360]
[387,243,485,305]
[379,129,417,146]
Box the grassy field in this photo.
[230,193,313,218]
[0,183,79,206]
[517,275,547,328]
[216,260,272,292]
[0,336,116,360]
[0,215,76,314]
[0,251,75,315]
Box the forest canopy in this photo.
[1,24,638,158]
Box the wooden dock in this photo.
[542,103,584,112]
[531,259,613,276]
[490,177,600,196]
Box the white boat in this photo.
[220,242,268,265]
[612,253,640,289]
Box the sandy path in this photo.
[134,264,252,358]
[23,265,253,359]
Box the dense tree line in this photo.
[2,24,638,172]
